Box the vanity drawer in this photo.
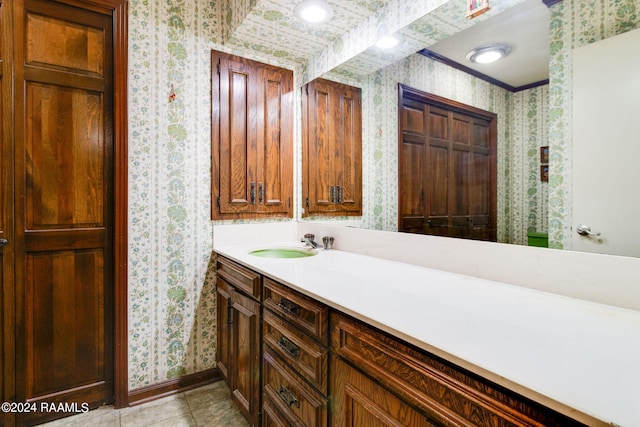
[263,278,328,345]
[217,255,261,300]
[263,309,328,394]
[262,347,327,427]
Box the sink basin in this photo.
[249,247,318,259]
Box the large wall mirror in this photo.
[301,0,640,259]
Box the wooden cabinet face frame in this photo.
[211,50,293,220]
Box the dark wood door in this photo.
[399,85,496,241]
[212,51,293,220]
[302,78,362,216]
[11,0,115,423]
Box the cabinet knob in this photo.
[0,238,8,247]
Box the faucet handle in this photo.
[322,236,334,249]
[304,233,315,240]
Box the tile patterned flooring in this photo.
[36,381,249,427]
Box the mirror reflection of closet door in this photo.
[572,28,640,257]
[398,85,497,242]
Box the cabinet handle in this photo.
[277,298,301,316]
[277,385,300,408]
[329,185,336,203]
[336,185,342,203]
[227,302,233,325]
[0,238,8,247]
[250,182,256,204]
[277,335,300,358]
[258,182,264,204]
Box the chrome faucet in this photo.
[302,233,320,249]
[301,234,334,249]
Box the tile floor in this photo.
[36,381,249,427]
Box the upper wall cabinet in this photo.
[302,79,362,217]
[211,51,293,220]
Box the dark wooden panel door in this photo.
[399,85,496,241]
[12,0,114,423]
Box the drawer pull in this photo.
[278,298,300,316]
[277,385,300,408]
[277,336,300,358]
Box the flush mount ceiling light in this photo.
[375,34,401,49]
[466,43,512,64]
[294,0,334,24]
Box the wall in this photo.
[360,54,550,244]
[547,0,640,249]
[127,0,551,390]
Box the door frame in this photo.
[106,0,129,409]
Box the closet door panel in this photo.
[13,1,115,423]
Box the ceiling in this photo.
[223,0,550,89]
[426,0,550,89]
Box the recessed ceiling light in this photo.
[375,35,401,49]
[466,43,512,64]
[294,0,334,24]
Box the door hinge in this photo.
[306,197,309,207]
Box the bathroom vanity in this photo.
[213,223,640,427]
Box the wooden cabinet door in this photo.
[331,355,441,427]
[253,65,293,216]
[334,82,362,215]
[11,0,115,423]
[216,54,255,217]
[212,51,293,220]
[230,288,261,426]
[302,79,361,216]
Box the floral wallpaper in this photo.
[126,0,633,391]
[128,0,221,388]
[547,0,640,249]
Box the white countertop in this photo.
[214,243,640,427]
